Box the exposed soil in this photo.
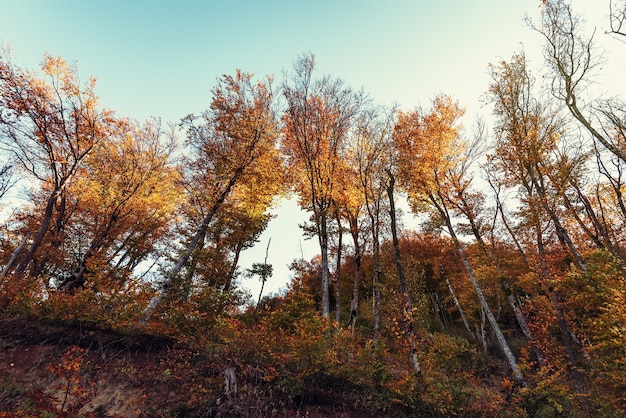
[0,318,377,417]
[0,318,178,416]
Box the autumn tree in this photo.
[562,249,626,410]
[0,52,117,279]
[345,106,396,337]
[142,70,281,321]
[54,118,181,292]
[281,53,365,319]
[394,95,524,383]
[385,167,422,373]
[485,52,607,396]
[530,0,626,264]
[174,169,281,297]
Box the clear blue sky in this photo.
[1,0,620,300]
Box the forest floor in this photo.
[0,318,376,417]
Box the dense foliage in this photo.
[1,1,626,416]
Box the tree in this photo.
[142,70,281,321]
[385,169,421,374]
[282,53,365,319]
[609,0,626,39]
[487,52,597,394]
[448,121,548,367]
[529,0,626,164]
[55,118,181,292]
[249,238,273,317]
[488,52,587,272]
[0,161,16,202]
[352,106,395,337]
[333,132,367,329]
[394,95,524,383]
[0,52,117,278]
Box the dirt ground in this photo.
[0,318,377,417]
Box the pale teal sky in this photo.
[2,1,550,121]
[1,0,621,299]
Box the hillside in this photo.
[0,317,381,417]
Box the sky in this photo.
[1,0,623,301]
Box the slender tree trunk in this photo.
[475,309,488,352]
[430,191,524,384]
[442,266,473,339]
[347,216,361,330]
[569,180,622,263]
[372,238,382,339]
[488,178,530,267]
[142,169,242,323]
[347,253,361,330]
[13,190,60,277]
[455,183,545,362]
[364,196,383,340]
[596,150,626,221]
[183,229,206,290]
[530,169,587,272]
[334,212,343,325]
[319,214,331,319]
[534,218,586,394]
[457,234,523,382]
[506,291,547,367]
[223,240,245,293]
[58,208,121,292]
[1,232,30,283]
[254,238,272,317]
[387,171,420,374]
[387,174,410,308]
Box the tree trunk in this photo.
[1,231,30,283]
[58,208,121,292]
[223,240,245,293]
[535,224,587,394]
[530,169,587,273]
[372,233,382,340]
[347,215,361,330]
[455,182,544,361]
[430,191,524,384]
[506,291,547,367]
[13,190,59,277]
[141,169,242,323]
[319,215,331,319]
[475,310,488,352]
[334,212,343,325]
[387,174,410,308]
[488,176,530,267]
[387,171,420,374]
[364,194,383,340]
[442,266,473,339]
[347,253,361,331]
[254,239,272,316]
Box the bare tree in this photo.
[609,0,626,39]
[528,0,626,163]
[0,162,16,201]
